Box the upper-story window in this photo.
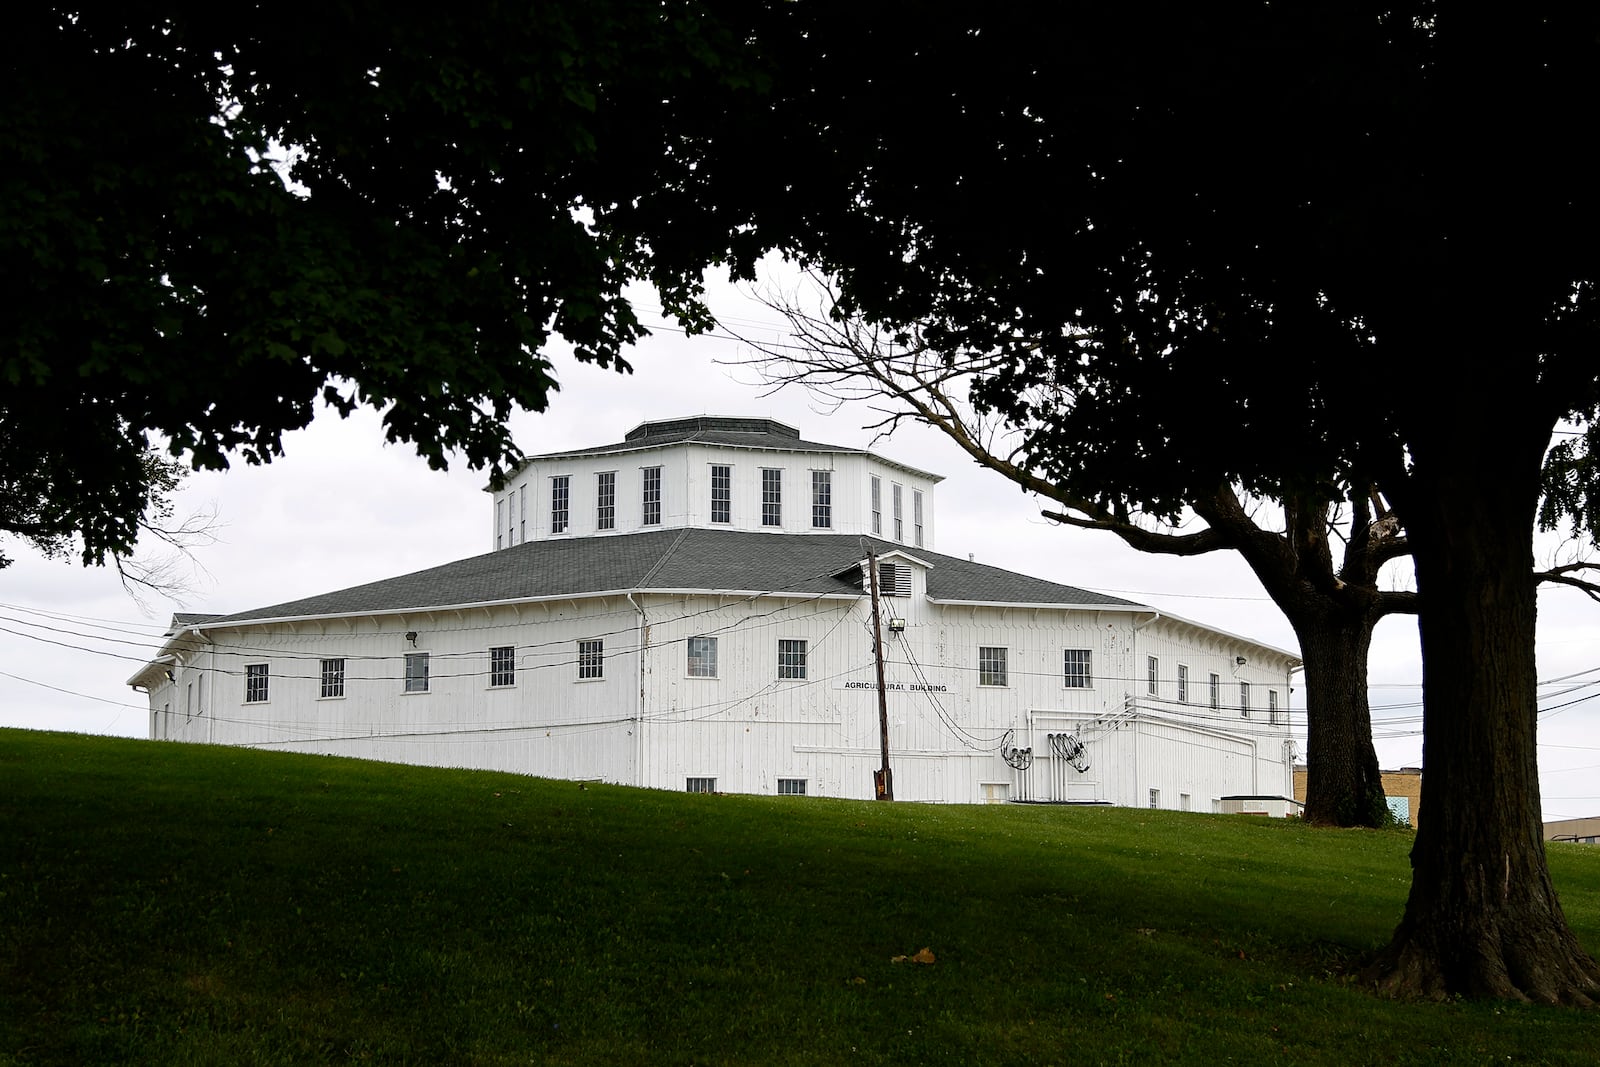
[711,465,732,523]
[1063,649,1093,688]
[1240,680,1251,717]
[642,466,662,526]
[892,484,904,541]
[871,476,882,535]
[811,471,832,528]
[1147,656,1159,696]
[1178,664,1189,702]
[519,483,528,543]
[597,471,616,531]
[913,490,924,547]
[1209,672,1221,709]
[495,499,504,549]
[762,469,782,526]
[550,476,570,534]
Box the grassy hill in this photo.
[4,730,1600,1065]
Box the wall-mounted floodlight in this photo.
[888,618,907,633]
[405,631,419,647]
[1235,655,1247,667]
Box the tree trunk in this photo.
[1294,612,1387,828]
[1368,430,1600,1003]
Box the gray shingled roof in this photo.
[207,529,1143,625]
[519,416,942,481]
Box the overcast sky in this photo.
[5,274,1599,819]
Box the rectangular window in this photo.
[405,652,430,693]
[578,639,604,680]
[1209,672,1221,709]
[811,470,832,528]
[777,778,807,796]
[687,636,718,678]
[778,639,808,680]
[642,467,662,526]
[686,777,717,794]
[710,465,732,523]
[550,476,570,534]
[490,646,516,688]
[495,499,504,549]
[913,490,924,547]
[762,469,782,526]
[1269,689,1282,725]
[1180,792,1192,812]
[597,471,616,531]
[979,646,1008,687]
[871,476,882,535]
[245,663,269,703]
[519,484,527,543]
[1149,788,1161,809]
[1178,664,1189,702]
[892,484,904,541]
[1063,649,1092,688]
[1147,656,1159,696]
[320,658,345,699]
[507,490,516,546]
[1239,680,1251,717]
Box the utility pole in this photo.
[869,549,893,801]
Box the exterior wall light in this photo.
[888,618,907,633]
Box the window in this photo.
[1147,656,1159,696]
[185,681,193,720]
[1063,649,1092,688]
[811,470,832,528]
[710,465,732,523]
[778,639,808,680]
[1239,680,1251,717]
[913,490,924,547]
[320,658,345,699]
[495,499,504,549]
[642,466,662,526]
[490,646,516,688]
[777,778,807,796]
[1178,664,1189,702]
[597,471,616,530]
[245,663,269,703]
[519,483,527,543]
[578,639,604,680]
[686,777,717,793]
[1149,788,1161,809]
[1269,689,1283,725]
[892,484,904,541]
[1180,792,1192,812]
[550,476,570,534]
[979,647,1008,686]
[506,490,515,546]
[871,476,882,534]
[1209,672,1221,709]
[405,652,430,693]
[762,468,782,526]
[687,636,718,678]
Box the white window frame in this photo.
[710,464,732,524]
[245,663,269,704]
[1178,664,1189,703]
[1209,672,1221,709]
[871,476,882,535]
[320,658,345,699]
[490,645,516,688]
[1147,656,1159,696]
[978,646,1008,687]
[686,777,717,794]
[892,483,904,541]
[495,499,504,549]
[1239,680,1251,717]
[1063,648,1092,688]
[778,638,808,680]
[641,466,663,526]
[550,475,570,534]
[811,470,832,528]
[1269,688,1282,725]
[687,636,718,678]
[761,468,782,526]
[597,471,617,531]
[578,639,604,680]
[913,490,924,547]
[519,483,528,543]
[404,652,430,693]
[777,778,807,796]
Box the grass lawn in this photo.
[4,729,1600,1064]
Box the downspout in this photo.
[628,592,647,788]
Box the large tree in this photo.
[737,292,1415,827]
[717,5,1600,1001]
[2,3,767,567]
